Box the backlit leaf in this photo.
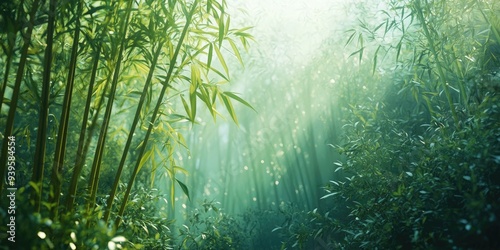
[223,91,256,112]
[213,44,229,77]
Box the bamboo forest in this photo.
[1,0,500,249]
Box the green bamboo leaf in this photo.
[358,33,364,61]
[207,43,213,71]
[190,90,197,122]
[225,14,230,36]
[218,14,224,47]
[220,93,238,125]
[396,38,403,62]
[176,132,189,150]
[173,165,189,176]
[190,64,200,121]
[211,87,218,105]
[348,47,365,59]
[150,146,157,187]
[233,26,253,34]
[197,86,215,119]
[176,178,190,200]
[239,36,248,51]
[227,38,243,65]
[191,63,200,89]
[213,44,229,77]
[180,95,192,121]
[138,147,153,173]
[372,45,381,75]
[170,175,175,208]
[224,91,256,112]
[207,0,212,13]
[197,60,229,81]
[373,21,385,33]
[344,29,356,47]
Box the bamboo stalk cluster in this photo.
[0,0,253,234]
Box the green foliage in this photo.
[178,200,250,250]
[0,185,174,249]
[288,0,500,249]
[0,0,252,248]
[2,0,500,248]
[272,203,342,250]
[324,91,500,248]
[270,1,500,249]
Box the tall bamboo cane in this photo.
[86,0,134,212]
[114,0,200,228]
[49,0,80,220]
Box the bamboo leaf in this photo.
[173,165,189,175]
[372,45,381,75]
[344,29,356,47]
[233,26,253,34]
[190,90,197,122]
[138,147,153,173]
[213,44,229,77]
[227,38,243,65]
[320,192,339,199]
[220,93,238,125]
[374,21,385,33]
[170,174,175,208]
[218,14,224,47]
[190,64,200,121]
[176,178,190,200]
[180,95,192,121]
[349,47,365,59]
[197,86,215,119]
[224,91,256,112]
[396,37,403,62]
[225,14,230,36]
[207,43,213,71]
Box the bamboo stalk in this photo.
[0,0,41,195]
[0,0,24,113]
[114,0,199,228]
[86,0,135,213]
[66,1,116,211]
[48,0,79,220]
[65,42,102,212]
[103,42,163,222]
[0,35,16,114]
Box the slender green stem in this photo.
[65,42,101,212]
[0,0,24,113]
[49,0,79,220]
[114,0,199,229]
[0,0,40,195]
[103,42,163,222]
[86,0,135,213]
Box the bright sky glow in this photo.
[228,0,352,66]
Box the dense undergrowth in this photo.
[1,0,500,249]
[274,0,500,248]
